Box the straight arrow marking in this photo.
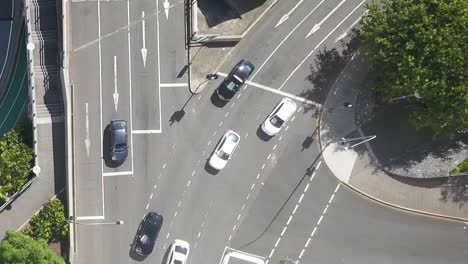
[306,0,347,38]
[141,11,147,67]
[85,103,90,157]
[163,0,170,19]
[275,0,304,28]
[335,10,368,43]
[113,56,119,111]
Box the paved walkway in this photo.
[319,51,468,221]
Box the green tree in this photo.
[360,0,468,135]
[23,198,68,243]
[0,129,33,201]
[0,230,65,264]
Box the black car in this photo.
[109,120,128,163]
[134,212,163,257]
[216,59,255,101]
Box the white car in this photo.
[166,239,190,264]
[261,97,297,136]
[209,130,240,170]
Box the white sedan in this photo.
[209,130,240,170]
[166,239,190,264]
[261,97,297,136]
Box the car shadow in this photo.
[210,90,228,108]
[103,125,123,168]
[128,218,147,261]
[204,160,220,175]
[256,126,273,142]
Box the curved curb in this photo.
[317,52,468,224]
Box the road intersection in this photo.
[69,0,467,264]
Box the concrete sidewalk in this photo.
[319,51,468,221]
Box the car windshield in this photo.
[114,143,127,151]
[174,261,182,264]
[217,150,230,160]
[270,116,284,128]
[227,133,239,143]
[175,245,188,254]
[112,122,126,130]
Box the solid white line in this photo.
[103,171,133,177]
[306,0,346,38]
[132,129,162,134]
[127,0,135,178]
[76,215,105,220]
[246,80,320,106]
[160,83,189,87]
[98,0,105,219]
[113,55,118,111]
[156,0,162,133]
[279,0,367,90]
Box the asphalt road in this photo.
[70,0,468,264]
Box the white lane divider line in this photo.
[132,129,162,134]
[212,130,217,137]
[219,121,223,127]
[266,163,320,262]
[231,102,236,108]
[225,112,229,117]
[163,163,166,169]
[297,183,341,261]
[279,135,283,141]
[273,144,277,150]
[103,171,133,177]
[150,193,153,199]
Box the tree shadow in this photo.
[298,33,361,115]
[197,0,266,28]
[440,176,468,208]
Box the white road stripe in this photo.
[103,171,133,177]
[76,215,105,220]
[132,129,162,134]
[160,83,188,87]
[216,72,321,107]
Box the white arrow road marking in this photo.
[280,0,367,90]
[85,103,90,157]
[163,0,170,19]
[335,10,368,43]
[306,0,346,38]
[141,11,147,67]
[113,56,119,111]
[275,0,304,28]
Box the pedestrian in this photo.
[206,73,219,80]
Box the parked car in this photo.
[216,59,255,101]
[109,120,128,162]
[209,130,240,170]
[133,212,163,257]
[261,98,297,136]
[166,239,190,264]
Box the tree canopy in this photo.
[360,0,468,134]
[0,230,64,264]
[0,129,33,201]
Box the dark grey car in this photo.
[216,59,255,101]
[134,212,163,257]
[109,120,128,163]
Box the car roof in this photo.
[111,120,127,144]
[220,131,240,154]
[275,98,297,120]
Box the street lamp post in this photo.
[389,91,422,102]
[340,135,376,150]
[67,216,124,225]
